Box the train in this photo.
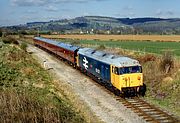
[33,37,146,97]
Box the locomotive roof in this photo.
[34,37,80,52]
[78,48,141,67]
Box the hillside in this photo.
[1,16,180,35]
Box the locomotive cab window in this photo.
[114,67,119,75]
[119,66,142,74]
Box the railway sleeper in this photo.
[157,116,179,121]
[138,107,156,110]
[151,112,176,118]
[131,104,150,107]
[142,111,170,118]
[145,112,166,117]
[142,115,157,122]
[152,117,171,121]
[132,109,163,119]
[143,118,156,122]
[131,102,150,105]
[141,108,158,112]
[137,110,157,114]
[152,118,176,123]
[135,111,147,114]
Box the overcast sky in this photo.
[0,0,180,26]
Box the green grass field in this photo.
[62,39,180,56]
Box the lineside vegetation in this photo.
[0,38,86,123]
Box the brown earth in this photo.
[41,34,180,42]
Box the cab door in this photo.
[111,65,116,85]
[111,65,121,90]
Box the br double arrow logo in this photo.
[83,57,88,70]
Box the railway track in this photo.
[75,63,179,123]
[115,97,179,123]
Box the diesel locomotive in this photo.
[34,37,146,97]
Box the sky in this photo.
[0,0,180,26]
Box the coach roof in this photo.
[78,48,141,67]
[34,37,80,52]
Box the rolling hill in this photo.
[1,16,180,35]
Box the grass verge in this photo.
[0,41,86,122]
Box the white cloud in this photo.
[156,9,174,17]
[166,10,174,15]
[156,9,163,16]
[26,10,37,14]
[11,0,107,7]
[45,5,58,12]
[115,5,135,17]
[11,0,48,6]
[83,12,90,16]
[123,5,133,11]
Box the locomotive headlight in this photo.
[137,76,141,80]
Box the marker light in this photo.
[137,76,141,80]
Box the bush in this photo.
[19,34,24,38]
[0,42,3,48]
[12,40,19,45]
[2,36,19,45]
[138,54,156,63]
[70,40,80,45]
[0,31,2,37]
[2,37,12,44]
[96,44,106,50]
[160,51,174,73]
[6,47,26,61]
[20,42,27,52]
[94,39,100,41]
[0,61,20,87]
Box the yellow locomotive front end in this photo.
[111,65,146,97]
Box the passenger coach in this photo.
[34,37,80,64]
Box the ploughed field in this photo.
[43,34,180,42]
